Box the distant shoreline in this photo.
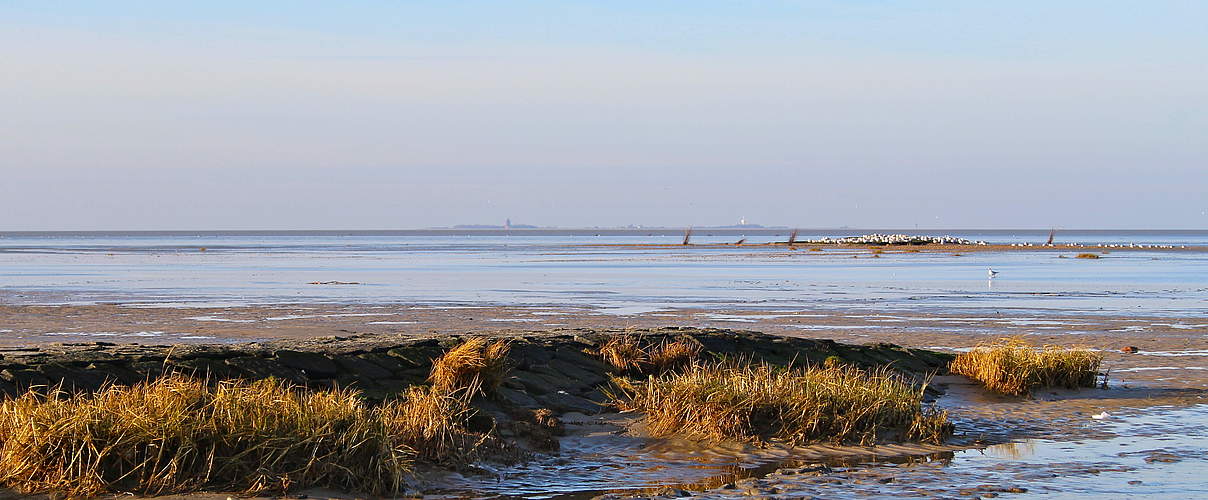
[582,242,1208,252]
[2,228,1207,238]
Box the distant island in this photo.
[452,224,539,229]
[442,218,785,230]
[700,223,783,229]
[442,224,786,230]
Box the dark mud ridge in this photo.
[0,328,951,403]
[0,328,955,497]
[0,327,952,406]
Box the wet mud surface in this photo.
[1,303,1206,498]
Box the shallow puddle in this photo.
[425,403,1208,499]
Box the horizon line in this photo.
[2,227,1207,234]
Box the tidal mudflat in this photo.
[1,232,1206,498]
[0,306,1204,498]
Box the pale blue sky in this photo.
[2,1,1205,229]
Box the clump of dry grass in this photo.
[1075,253,1101,259]
[0,373,505,498]
[0,339,522,498]
[429,338,511,394]
[608,360,951,446]
[595,334,647,373]
[592,334,702,376]
[377,384,485,465]
[647,338,703,374]
[949,337,1103,396]
[0,376,412,498]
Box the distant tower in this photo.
[740,217,746,226]
[505,218,511,230]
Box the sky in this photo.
[2,1,1206,230]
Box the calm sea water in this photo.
[3,231,1207,497]
[1,230,1206,317]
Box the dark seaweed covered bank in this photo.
[0,328,953,497]
[0,327,952,405]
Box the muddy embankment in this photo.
[0,327,951,414]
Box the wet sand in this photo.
[3,302,1205,372]
[583,242,1208,253]
[1,303,1206,498]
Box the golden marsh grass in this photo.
[0,376,411,497]
[0,338,514,498]
[593,334,702,376]
[948,337,1103,395]
[428,337,511,394]
[595,334,647,373]
[608,360,951,446]
[378,384,490,465]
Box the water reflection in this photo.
[2,234,1207,317]
[982,440,1037,459]
[437,405,1208,498]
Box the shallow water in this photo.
[435,404,1208,499]
[886,404,1208,499]
[2,231,1206,497]
[2,232,1207,318]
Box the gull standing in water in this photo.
[988,268,999,279]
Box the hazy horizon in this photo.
[3,227,1207,235]
[3,2,1206,231]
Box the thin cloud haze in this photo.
[1,1,1205,230]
